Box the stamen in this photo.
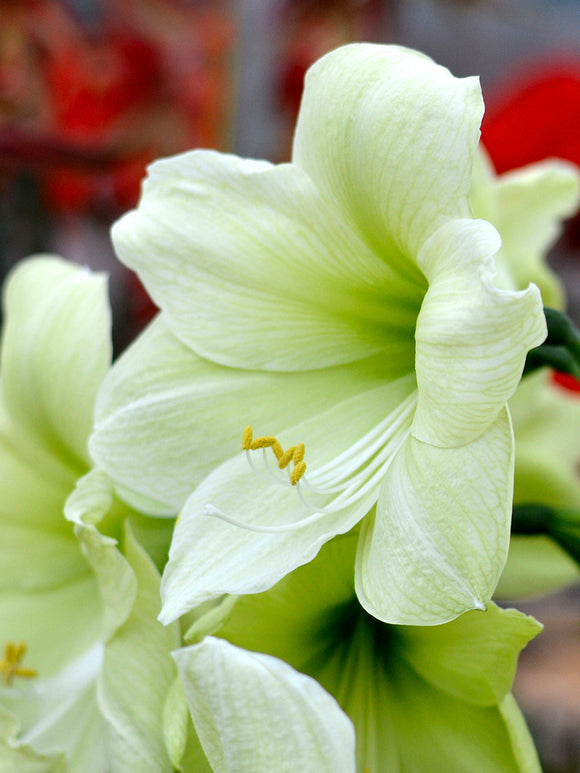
[0,642,37,686]
[271,441,284,462]
[235,392,416,530]
[293,444,305,465]
[278,446,296,469]
[242,428,305,483]
[250,435,278,450]
[290,461,307,485]
[241,426,253,451]
[261,448,289,484]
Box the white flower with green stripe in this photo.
[91,43,546,626]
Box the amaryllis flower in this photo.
[91,43,546,625]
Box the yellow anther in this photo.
[250,435,279,450]
[271,440,284,461]
[278,446,296,469]
[293,443,305,465]
[290,461,307,486]
[0,642,37,686]
[242,426,253,451]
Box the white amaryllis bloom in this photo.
[91,43,546,625]
[0,258,178,772]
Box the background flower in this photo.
[0,257,176,771]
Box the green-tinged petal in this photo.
[494,159,578,306]
[1,257,111,470]
[65,469,136,639]
[499,693,543,773]
[159,453,370,625]
[174,637,356,773]
[497,371,580,597]
[355,408,513,624]
[511,372,580,510]
[97,526,180,773]
[0,744,64,773]
[397,603,541,706]
[472,149,579,308]
[293,44,483,268]
[372,662,534,773]
[0,646,108,773]
[206,533,358,667]
[0,576,101,679]
[0,435,85,591]
[496,536,579,598]
[91,316,414,513]
[160,376,416,623]
[162,677,190,773]
[0,704,65,772]
[413,218,545,447]
[111,151,422,371]
[216,535,539,773]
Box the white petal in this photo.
[413,218,546,447]
[97,527,180,773]
[160,376,415,623]
[91,316,413,512]
[111,151,421,371]
[1,256,111,469]
[491,158,579,307]
[356,407,514,624]
[174,637,356,773]
[293,43,483,265]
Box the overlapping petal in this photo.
[91,316,414,514]
[355,408,514,624]
[413,218,545,447]
[0,436,84,591]
[0,256,111,470]
[293,43,483,265]
[174,637,356,773]
[111,151,422,371]
[213,535,542,773]
[472,148,580,306]
[398,603,541,705]
[0,646,107,773]
[159,374,416,623]
[96,527,180,773]
[497,372,580,597]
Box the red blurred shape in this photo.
[482,65,580,174]
[552,371,580,394]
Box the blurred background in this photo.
[1,0,579,769]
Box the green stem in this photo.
[523,308,580,380]
[512,503,580,567]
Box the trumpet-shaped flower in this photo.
[174,531,543,773]
[91,43,547,625]
[0,257,177,771]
